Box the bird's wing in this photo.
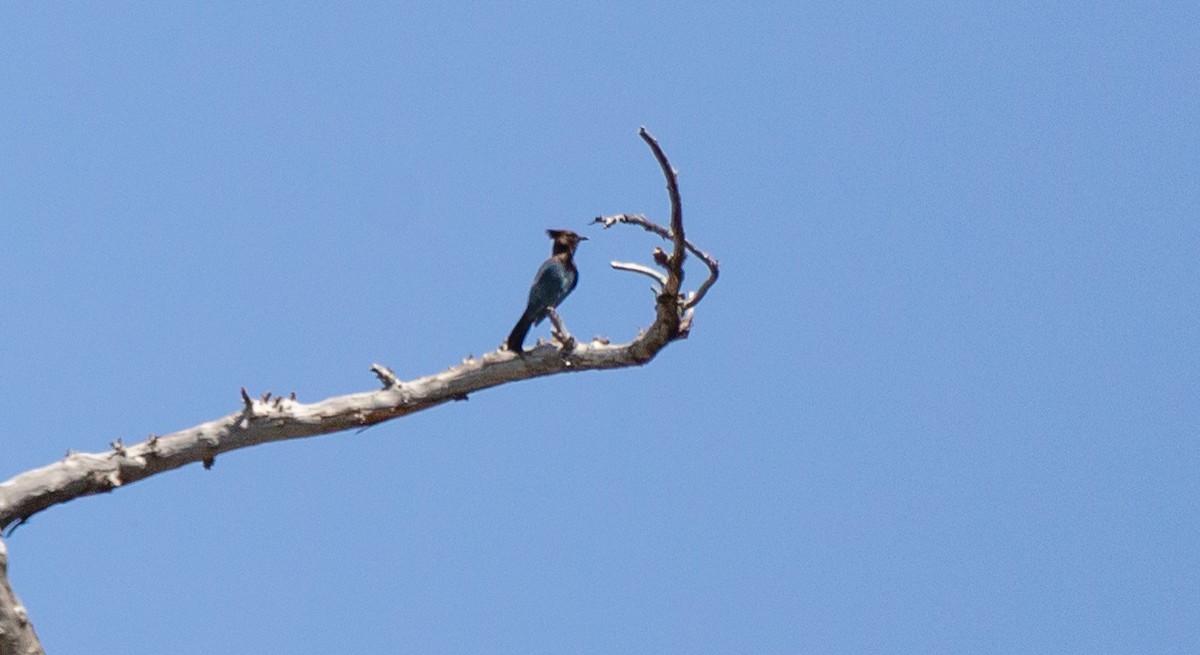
[526,260,570,324]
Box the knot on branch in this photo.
[89,468,122,491]
[144,435,161,459]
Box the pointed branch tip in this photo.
[371,363,402,389]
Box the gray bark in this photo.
[0,540,42,655]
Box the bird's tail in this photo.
[506,310,536,353]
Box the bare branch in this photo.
[683,247,720,309]
[638,127,686,286]
[370,363,402,389]
[0,336,688,530]
[591,212,719,310]
[588,129,719,353]
[544,307,576,352]
[0,539,44,654]
[591,212,672,239]
[610,261,668,287]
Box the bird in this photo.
[507,229,588,353]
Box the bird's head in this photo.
[547,229,588,254]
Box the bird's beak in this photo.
[578,235,589,241]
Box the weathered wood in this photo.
[0,540,44,655]
[0,337,673,529]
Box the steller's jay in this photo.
[507,229,587,353]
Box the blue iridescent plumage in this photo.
[507,229,587,353]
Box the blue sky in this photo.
[2,2,1197,652]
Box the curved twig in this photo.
[638,127,686,283]
[611,261,668,287]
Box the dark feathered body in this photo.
[507,229,587,352]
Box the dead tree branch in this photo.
[544,307,576,352]
[0,129,718,652]
[610,261,668,288]
[0,539,41,655]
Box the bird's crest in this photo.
[546,228,587,242]
[547,229,587,255]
